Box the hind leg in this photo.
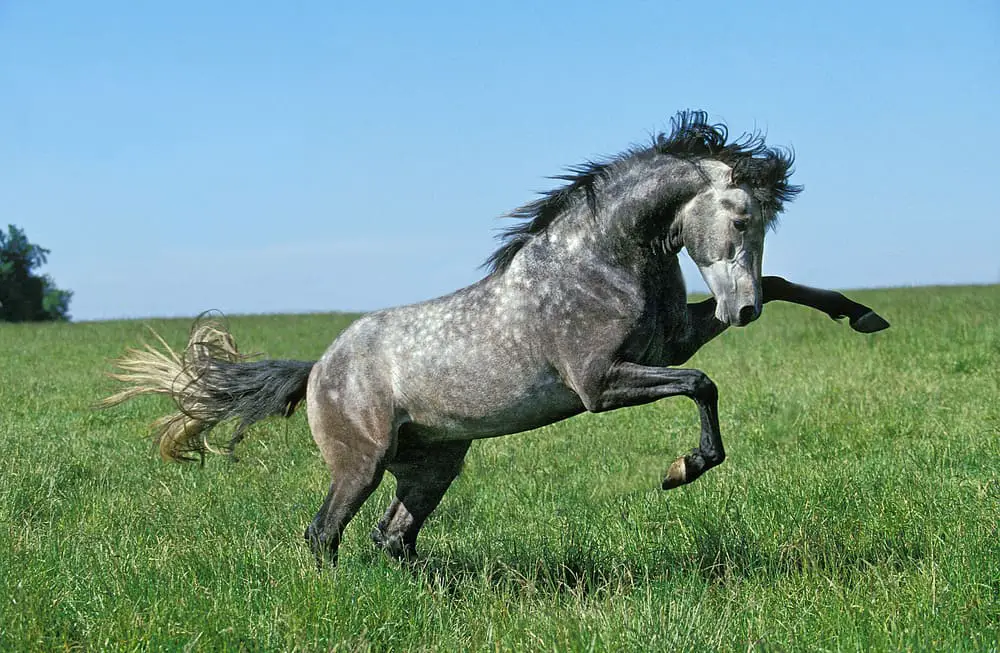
[303,365,398,568]
[371,438,471,561]
[305,451,388,568]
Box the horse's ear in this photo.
[667,220,684,254]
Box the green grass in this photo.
[1,286,998,651]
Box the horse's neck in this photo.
[499,221,686,315]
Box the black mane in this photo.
[484,110,803,273]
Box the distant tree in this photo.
[0,225,73,322]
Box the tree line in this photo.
[0,225,72,322]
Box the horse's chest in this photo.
[626,302,693,367]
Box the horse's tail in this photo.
[98,314,315,463]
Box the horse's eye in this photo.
[733,218,749,232]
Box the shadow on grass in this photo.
[405,548,641,599]
[393,518,931,598]
[688,518,927,583]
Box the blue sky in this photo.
[2,1,997,321]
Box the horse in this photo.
[101,111,889,567]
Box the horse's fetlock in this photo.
[374,530,414,561]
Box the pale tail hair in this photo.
[99,315,314,463]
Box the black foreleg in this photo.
[762,276,890,333]
[669,277,889,367]
[592,363,724,489]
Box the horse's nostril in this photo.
[738,305,757,325]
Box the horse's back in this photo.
[309,284,584,441]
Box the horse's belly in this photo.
[399,371,585,441]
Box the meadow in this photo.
[1,285,997,651]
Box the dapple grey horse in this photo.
[102,111,889,567]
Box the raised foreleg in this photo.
[675,276,891,362]
[762,276,890,332]
[585,362,724,489]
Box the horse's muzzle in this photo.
[734,304,759,327]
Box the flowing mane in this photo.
[484,110,803,273]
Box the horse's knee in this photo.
[691,372,718,403]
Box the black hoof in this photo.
[850,310,890,333]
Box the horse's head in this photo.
[676,160,767,327]
[484,112,800,320]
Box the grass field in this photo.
[1,285,998,651]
